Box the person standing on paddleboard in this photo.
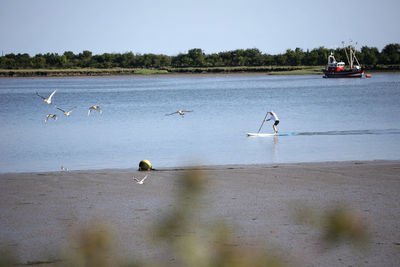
[265,111,279,134]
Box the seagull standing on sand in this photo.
[36,89,57,104]
[56,106,77,117]
[45,114,57,123]
[133,174,148,184]
[61,166,69,172]
[88,105,102,116]
[165,110,193,117]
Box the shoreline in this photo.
[1,159,399,175]
[0,66,320,78]
[1,159,400,266]
[1,67,398,78]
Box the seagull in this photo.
[61,166,69,172]
[45,114,58,123]
[133,174,148,184]
[56,106,77,117]
[165,110,193,117]
[88,105,102,116]
[36,89,57,104]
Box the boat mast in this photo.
[352,42,361,67]
[343,40,361,69]
[342,41,351,68]
[349,40,354,69]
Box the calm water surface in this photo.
[0,74,399,173]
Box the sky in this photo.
[0,0,399,56]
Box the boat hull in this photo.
[322,69,364,78]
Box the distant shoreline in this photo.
[1,65,398,77]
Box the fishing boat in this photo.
[322,41,364,78]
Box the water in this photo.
[0,74,399,173]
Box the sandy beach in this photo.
[1,160,400,266]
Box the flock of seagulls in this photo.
[37,89,192,123]
[36,89,191,181]
[36,89,103,172]
[35,89,102,123]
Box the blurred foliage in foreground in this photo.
[294,204,369,248]
[0,170,369,266]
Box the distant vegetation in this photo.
[0,43,399,76]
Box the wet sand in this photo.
[1,160,400,266]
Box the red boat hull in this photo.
[322,68,364,78]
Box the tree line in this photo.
[1,44,399,69]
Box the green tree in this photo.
[159,54,171,67]
[63,51,75,60]
[218,51,234,66]
[32,54,46,68]
[380,43,400,64]
[360,46,379,66]
[230,49,245,66]
[43,53,64,68]
[204,53,223,67]
[285,49,298,66]
[244,48,262,66]
[274,54,287,65]
[262,53,274,65]
[0,54,17,69]
[172,53,192,67]
[187,48,205,67]
[142,53,160,68]
[315,47,328,65]
[119,52,134,68]
[78,50,93,67]
[16,53,31,68]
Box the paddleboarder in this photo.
[265,111,279,134]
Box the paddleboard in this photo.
[247,132,297,137]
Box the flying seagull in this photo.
[165,110,193,117]
[36,89,57,104]
[133,174,148,184]
[45,114,57,123]
[56,106,77,117]
[88,105,102,116]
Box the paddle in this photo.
[257,111,269,133]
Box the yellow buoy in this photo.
[139,160,152,171]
